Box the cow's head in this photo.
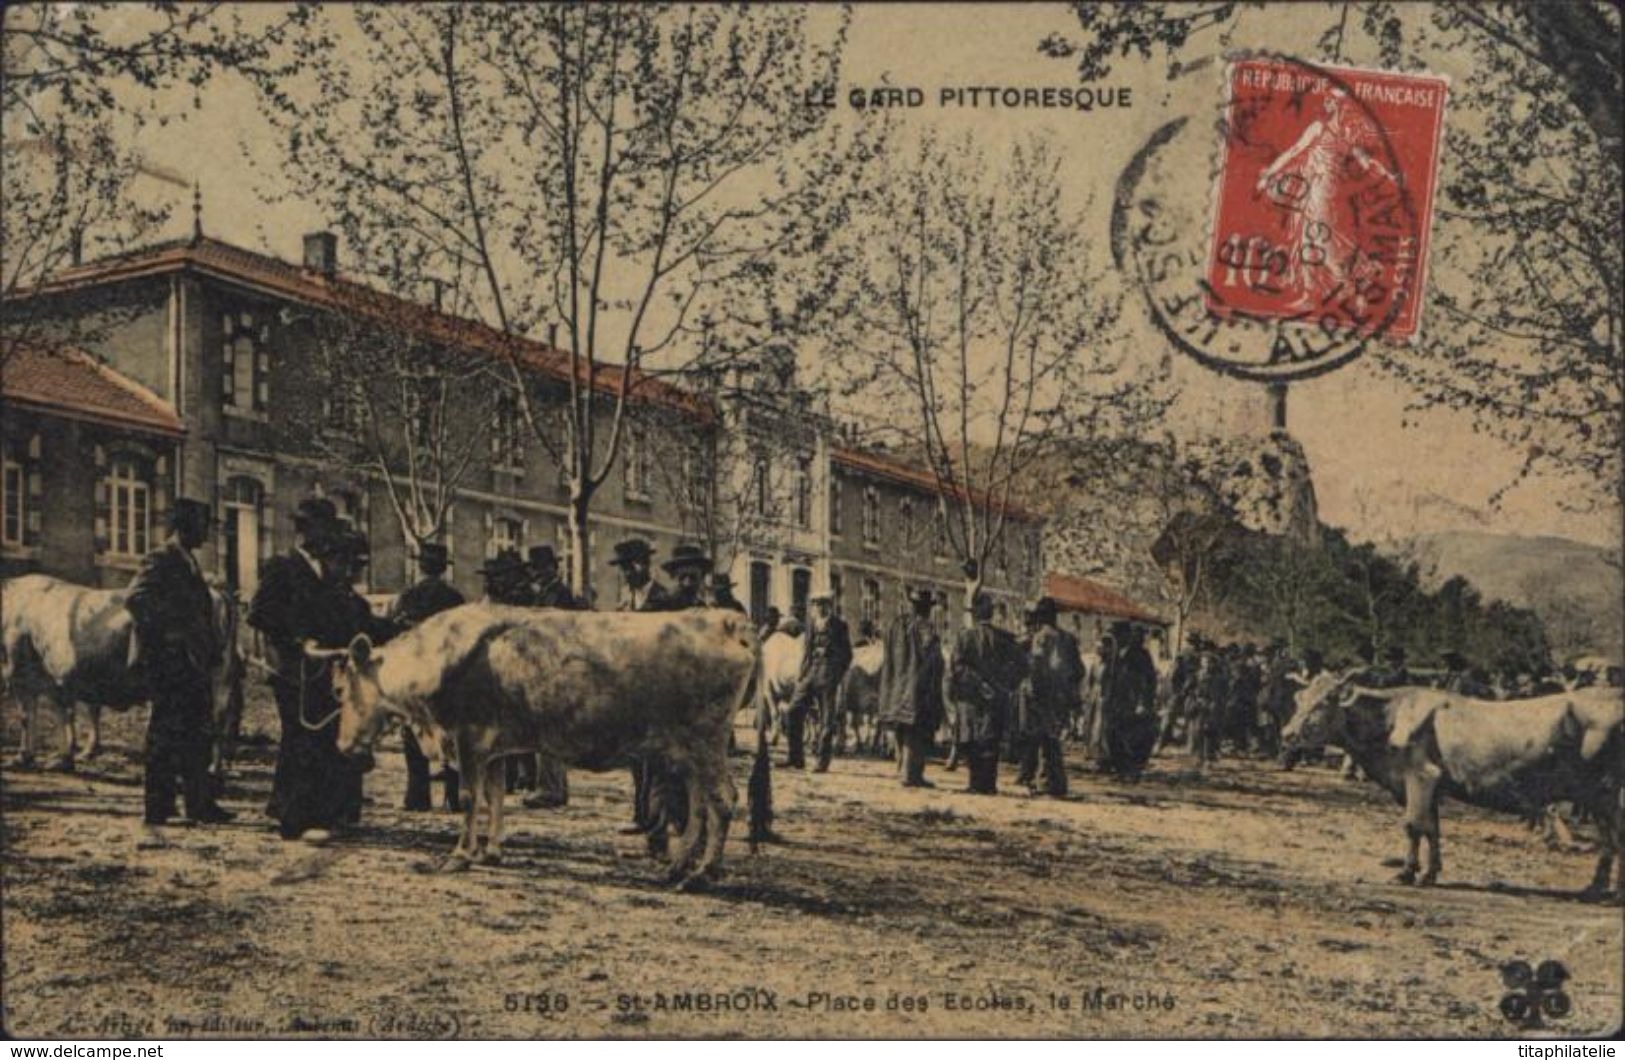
[1280,671,1358,764]
[331,634,390,756]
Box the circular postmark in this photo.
[1111,53,1441,384]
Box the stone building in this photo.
[3,229,1045,620]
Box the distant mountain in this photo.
[1382,531,1623,660]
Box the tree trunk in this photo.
[569,487,592,603]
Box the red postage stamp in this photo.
[1205,58,1448,342]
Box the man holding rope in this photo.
[249,497,369,844]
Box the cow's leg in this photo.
[1419,794,1443,887]
[1581,794,1622,901]
[476,758,506,866]
[442,737,478,871]
[696,751,738,882]
[45,694,76,772]
[17,690,40,767]
[83,703,102,758]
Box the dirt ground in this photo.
[3,693,1621,1040]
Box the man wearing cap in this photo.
[877,588,945,788]
[950,592,1027,795]
[390,542,465,812]
[611,537,679,849]
[787,591,853,773]
[1015,597,1081,797]
[125,498,234,826]
[250,497,364,843]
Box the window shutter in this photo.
[24,470,42,546]
[521,518,530,547]
[483,509,495,559]
[93,476,110,552]
[27,434,41,460]
[222,336,235,403]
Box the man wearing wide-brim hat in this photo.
[249,495,367,844]
[662,543,713,609]
[1014,596,1081,797]
[126,497,234,826]
[526,545,581,611]
[478,548,531,606]
[611,538,671,613]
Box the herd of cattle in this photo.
[2,572,1622,897]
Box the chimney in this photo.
[302,231,338,277]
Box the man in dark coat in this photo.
[1016,597,1081,797]
[126,498,233,826]
[788,592,853,773]
[518,544,578,810]
[703,569,776,848]
[1227,644,1264,754]
[877,588,945,788]
[480,548,532,606]
[1188,644,1228,769]
[528,545,582,611]
[249,498,366,843]
[708,572,747,613]
[389,542,464,812]
[324,526,392,823]
[950,592,1026,795]
[1101,623,1159,778]
[611,538,680,852]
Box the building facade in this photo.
[4,230,1045,622]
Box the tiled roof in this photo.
[22,236,712,423]
[832,446,1040,522]
[1043,571,1164,624]
[2,340,184,437]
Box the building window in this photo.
[406,374,443,452]
[794,456,812,530]
[323,372,361,435]
[861,486,880,547]
[861,578,881,629]
[491,395,525,471]
[680,445,707,513]
[624,426,651,500]
[491,515,523,557]
[1024,533,1041,580]
[105,457,151,559]
[829,471,843,536]
[898,498,914,547]
[830,571,844,617]
[221,311,270,413]
[934,504,950,558]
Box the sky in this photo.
[99,3,1621,551]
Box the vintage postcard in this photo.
[2,1,1620,1042]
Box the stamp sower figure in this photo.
[519,544,577,811]
[787,591,852,773]
[950,592,1026,795]
[250,497,366,843]
[126,497,234,826]
[1016,597,1081,797]
[876,588,945,789]
[611,538,680,852]
[389,542,464,812]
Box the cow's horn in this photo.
[302,640,346,660]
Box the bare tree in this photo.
[280,276,500,565]
[1146,441,1242,653]
[255,5,852,597]
[815,132,1146,610]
